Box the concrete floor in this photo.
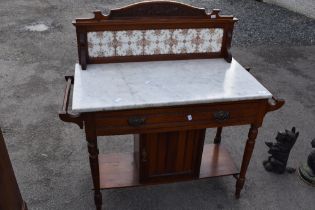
[264,0,315,19]
[0,0,315,209]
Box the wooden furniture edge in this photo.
[98,144,239,189]
[72,1,238,23]
[0,128,28,210]
[58,76,84,129]
[266,97,285,112]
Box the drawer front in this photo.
[95,100,266,135]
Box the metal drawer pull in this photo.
[128,116,146,127]
[213,111,230,122]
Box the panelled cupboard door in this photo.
[134,129,206,183]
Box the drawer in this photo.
[94,100,266,135]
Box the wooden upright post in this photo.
[84,116,102,210]
[235,124,259,198]
[0,128,28,210]
[214,127,223,144]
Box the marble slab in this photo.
[72,58,272,112]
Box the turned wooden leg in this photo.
[214,127,223,144]
[87,139,102,210]
[235,124,258,198]
[93,189,102,210]
[85,120,102,210]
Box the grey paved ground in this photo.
[1,0,315,210]
[264,0,315,19]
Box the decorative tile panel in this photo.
[144,30,172,55]
[116,30,143,56]
[88,31,115,57]
[198,28,224,52]
[172,29,198,54]
[87,28,223,58]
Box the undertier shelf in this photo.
[99,144,239,189]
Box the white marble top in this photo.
[72,58,272,112]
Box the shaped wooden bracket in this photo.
[209,9,221,19]
[93,10,106,20]
[59,76,83,129]
[266,96,285,112]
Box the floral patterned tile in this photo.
[87,28,223,58]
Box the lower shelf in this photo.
[99,144,239,189]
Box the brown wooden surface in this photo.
[58,76,83,129]
[214,127,223,144]
[0,128,28,210]
[199,144,238,178]
[235,124,259,198]
[99,144,238,189]
[107,1,209,19]
[135,129,205,183]
[84,114,102,210]
[94,99,267,136]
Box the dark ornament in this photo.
[298,139,315,186]
[263,127,299,174]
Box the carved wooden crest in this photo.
[108,1,208,19]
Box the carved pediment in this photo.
[108,1,208,19]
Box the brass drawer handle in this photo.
[128,116,146,127]
[213,111,230,122]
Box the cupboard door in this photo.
[135,129,205,183]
